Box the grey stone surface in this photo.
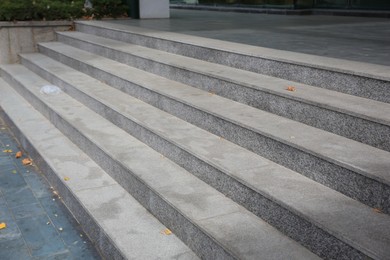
[0,78,197,260]
[0,66,319,259]
[139,0,170,19]
[75,20,390,103]
[57,31,390,151]
[36,42,390,214]
[0,21,71,64]
[19,52,390,260]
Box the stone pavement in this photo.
[0,119,101,260]
[108,9,390,66]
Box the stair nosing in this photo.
[18,54,390,260]
[75,20,390,82]
[56,31,390,127]
[36,42,390,187]
[1,64,319,260]
[0,77,197,260]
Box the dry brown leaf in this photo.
[15,151,22,158]
[161,228,172,235]
[22,158,33,165]
[3,149,12,153]
[286,86,296,92]
[0,222,6,229]
[373,208,383,214]
[208,91,216,96]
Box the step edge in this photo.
[56,31,390,127]
[34,44,390,187]
[19,53,390,260]
[1,66,319,260]
[74,20,390,82]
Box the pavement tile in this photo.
[25,173,52,199]
[0,167,27,193]
[11,202,46,219]
[0,204,22,243]
[16,215,67,258]
[3,186,38,208]
[0,237,32,260]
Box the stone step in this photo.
[75,20,390,104]
[0,64,319,260]
[37,41,390,214]
[19,52,390,260]
[56,31,390,152]
[0,78,197,260]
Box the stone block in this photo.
[139,0,170,19]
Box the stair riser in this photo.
[57,34,390,152]
[76,23,390,104]
[0,69,234,260]
[0,110,124,260]
[38,45,390,214]
[21,57,365,259]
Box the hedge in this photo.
[0,0,128,21]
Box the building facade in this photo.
[174,0,390,10]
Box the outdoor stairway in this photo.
[0,20,389,260]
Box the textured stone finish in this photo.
[35,43,390,215]
[75,21,390,103]
[56,31,390,151]
[0,67,318,260]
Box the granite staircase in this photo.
[0,20,389,259]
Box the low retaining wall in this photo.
[0,21,72,64]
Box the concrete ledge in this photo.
[170,4,390,18]
[0,21,72,64]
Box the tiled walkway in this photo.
[110,9,390,66]
[0,119,101,260]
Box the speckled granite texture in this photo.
[75,22,390,103]
[32,45,390,215]
[56,32,390,152]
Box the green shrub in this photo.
[0,0,128,21]
[89,0,128,19]
[0,0,84,21]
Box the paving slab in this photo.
[106,9,390,66]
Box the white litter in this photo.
[40,85,61,95]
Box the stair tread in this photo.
[58,31,390,126]
[0,77,197,260]
[76,20,390,82]
[1,65,319,260]
[38,42,390,187]
[19,53,390,259]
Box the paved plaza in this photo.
[109,9,390,66]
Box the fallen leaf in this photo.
[22,158,33,165]
[208,91,216,96]
[373,208,383,214]
[0,223,6,229]
[161,228,172,235]
[64,177,70,181]
[286,86,296,92]
[11,170,17,174]
[3,149,12,153]
[15,151,22,158]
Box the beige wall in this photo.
[0,21,72,64]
